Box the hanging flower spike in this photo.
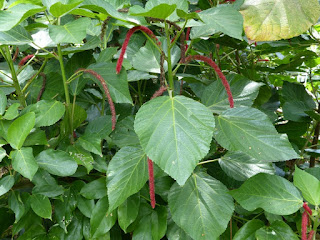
[116,26,161,74]
[151,85,167,99]
[184,55,234,108]
[301,211,308,240]
[185,27,191,51]
[307,230,315,240]
[147,158,156,209]
[303,202,313,215]
[18,54,34,67]
[76,68,116,130]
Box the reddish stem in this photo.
[77,68,116,130]
[116,26,161,74]
[12,47,19,62]
[303,202,313,215]
[307,230,315,240]
[151,86,167,99]
[148,158,156,209]
[184,55,234,108]
[36,73,46,102]
[185,27,191,51]
[18,54,34,67]
[302,211,308,240]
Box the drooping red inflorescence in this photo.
[116,26,161,74]
[303,202,313,215]
[184,55,234,108]
[18,54,34,67]
[77,68,116,130]
[147,158,156,209]
[185,27,191,51]
[301,211,308,240]
[307,230,315,240]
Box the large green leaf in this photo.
[230,173,303,215]
[11,147,38,181]
[0,175,14,196]
[90,196,117,239]
[30,194,52,219]
[166,218,193,240]
[7,112,35,150]
[134,96,214,185]
[255,221,299,240]
[168,172,234,240]
[85,62,132,104]
[35,149,78,176]
[0,25,32,45]
[0,89,6,115]
[85,115,113,139]
[129,4,176,19]
[240,0,320,41]
[233,219,264,240]
[293,166,320,206]
[49,17,91,44]
[43,0,83,17]
[111,116,140,148]
[214,107,299,162]
[0,4,45,31]
[77,133,102,157]
[23,100,65,127]
[219,151,275,181]
[67,145,94,174]
[144,0,188,21]
[191,5,243,40]
[282,81,316,122]
[118,194,140,233]
[199,74,263,114]
[80,178,107,199]
[107,146,148,213]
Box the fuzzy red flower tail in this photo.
[302,211,308,240]
[303,202,313,215]
[307,230,315,240]
[18,54,34,67]
[116,26,161,74]
[77,69,116,130]
[185,27,191,51]
[151,86,167,99]
[185,55,234,108]
[148,158,156,209]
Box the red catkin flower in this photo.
[148,158,156,209]
[151,86,167,99]
[36,72,46,102]
[303,202,313,215]
[184,55,234,108]
[307,230,315,240]
[301,211,308,240]
[18,54,34,67]
[77,68,116,130]
[116,26,161,74]
[185,27,191,51]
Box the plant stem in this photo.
[57,43,73,143]
[2,46,26,107]
[22,58,48,93]
[165,22,174,92]
[198,159,219,165]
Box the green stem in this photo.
[165,22,174,92]
[22,58,48,93]
[57,43,73,143]
[198,159,219,165]
[1,46,26,107]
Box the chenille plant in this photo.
[1,0,320,239]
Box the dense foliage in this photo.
[1,0,320,239]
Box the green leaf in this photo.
[293,166,320,206]
[0,4,46,31]
[168,172,234,240]
[3,103,20,120]
[130,4,176,19]
[80,177,107,199]
[233,219,264,240]
[0,175,14,196]
[0,25,32,45]
[282,81,316,122]
[240,0,320,41]
[219,151,275,181]
[214,107,299,162]
[11,147,38,180]
[7,112,35,149]
[144,0,188,21]
[0,89,6,115]
[199,74,264,114]
[32,184,64,198]
[23,130,48,146]
[36,149,78,176]
[167,218,193,240]
[132,204,167,240]
[67,145,94,174]
[118,194,140,233]
[111,116,140,147]
[77,196,94,218]
[85,115,113,139]
[72,104,87,129]
[30,194,52,219]
[176,9,201,20]
[9,191,25,223]
[191,5,243,40]
[255,220,299,240]
[134,96,214,185]
[0,147,6,162]
[49,17,91,44]
[107,146,148,213]
[77,133,102,156]
[45,0,83,17]
[90,196,117,239]
[85,62,132,104]
[230,173,303,215]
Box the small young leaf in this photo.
[118,194,140,233]
[0,175,15,196]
